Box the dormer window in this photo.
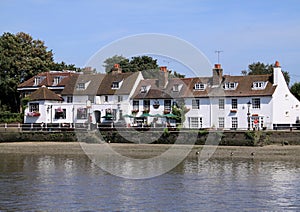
[141,86,147,93]
[173,84,183,92]
[34,77,41,86]
[112,81,119,89]
[225,82,238,90]
[53,76,60,85]
[252,81,267,90]
[194,83,205,90]
[77,83,85,90]
[173,84,179,92]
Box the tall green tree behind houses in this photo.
[242,62,290,86]
[0,32,78,112]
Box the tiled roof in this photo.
[18,71,78,88]
[29,86,63,101]
[132,78,192,99]
[132,74,276,99]
[61,73,106,95]
[97,72,140,95]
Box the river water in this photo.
[0,153,299,211]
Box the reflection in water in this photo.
[0,154,299,211]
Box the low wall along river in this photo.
[1,130,300,146]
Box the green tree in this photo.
[0,32,78,112]
[242,62,290,86]
[172,71,185,78]
[171,99,190,125]
[290,82,300,101]
[103,55,128,73]
[104,55,186,79]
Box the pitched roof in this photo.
[132,74,276,99]
[29,86,63,101]
[132,78,192,99]
[97,72,140,95]
[18,71,78,88]
[61,73,106,95]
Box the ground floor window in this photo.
[218,117,225,128]
[231,117,238,129]
[29,103,39,112]
[251,116,264,129]
[55,108,66,119]
[77,108,87,119]
[189,117,203,128]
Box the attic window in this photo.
[77,83,85,90]
[194,83,205,90]
[53,76,61,85]
[140,86,147,93]
[34,77,41,86]
[252,81,267,90]
[112,81,119,89]
[173,84,179,92]
[225,82,238,90]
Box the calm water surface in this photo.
[0,153,300,211]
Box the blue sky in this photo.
[1,0,300,83]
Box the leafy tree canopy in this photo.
[103,55,159,73]
[290,82,300,101]
[241,62,290,86]
[103,55,185,79]
[0,32,79,112]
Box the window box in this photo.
[27,111,40,117]
[230,109,237,113]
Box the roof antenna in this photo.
[215,50,223,64]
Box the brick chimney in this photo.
[273,61,281,86]
[158,66,169,88]
[212,64,223,86]
[111,64,122,75]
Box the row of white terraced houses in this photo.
[18,62,300,130]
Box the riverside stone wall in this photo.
[1,130,300,146]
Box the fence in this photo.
[1,123,300,132]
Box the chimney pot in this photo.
[275,61,280,67]
[214,64,221,69]
[160,66,167,72]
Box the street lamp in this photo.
[247,101,251,130]
[86,100,92,130]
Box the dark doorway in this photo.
[94,110,101,123]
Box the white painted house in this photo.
[131,62,300,130]
[22,61,300,130]
[23,65,143,127]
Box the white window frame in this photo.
[231,117,238,129]
[192,99,200,109]
[225,82,238,90]
[34,77,41,86]
[231,99,238,109]
[252,98,261,109]
[219,99,225,109]
[53,76,60,85]
[189,117,203,129]
[140,86,147,93]
[194,83,205,90]
[29,103,39,112]
[173,84,179,92]
[252,81,267,90]
[218,117,225,128]
[112,81,119,89]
